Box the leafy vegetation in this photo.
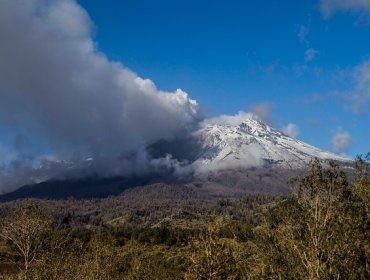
[0,156,369,279]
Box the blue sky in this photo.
[76,0,370,157]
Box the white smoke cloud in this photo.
[0,0,201,193]
[202,111,255,127]
[332,131,351,153]
[282,123,300,138]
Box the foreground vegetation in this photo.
[0,156,369,279]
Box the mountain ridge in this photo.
[0,116,353,200]
[191,116,350,171]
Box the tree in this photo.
[0,203,50,279]
[185,219,238,280]
[293,160,349,279]
[266,157,369,279]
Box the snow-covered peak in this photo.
[193,116,350,171]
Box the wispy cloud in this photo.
[304,60,370,114]
[249,103,274,124]
[346,60,370,114]
[304,118,321,126]
[298,25,309,45]
[331,131,351,153]
[282,123,300,138]
[296,24,320,63]
[304,48,320,62]
[320,0,370,19]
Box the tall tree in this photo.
[0,204,50,280]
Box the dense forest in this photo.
[0,156,369,279]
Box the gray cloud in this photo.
[13,134,32,153]
[320,0,370,19]
[332,131,351,153]
[249,103,274,124]
[0,0,201,193]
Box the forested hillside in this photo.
[0,156,368,280]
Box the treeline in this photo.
[0,157,369,279]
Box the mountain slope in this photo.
[192,117,349,171]
[0,116,352,200]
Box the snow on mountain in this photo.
[192,115,350,171]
